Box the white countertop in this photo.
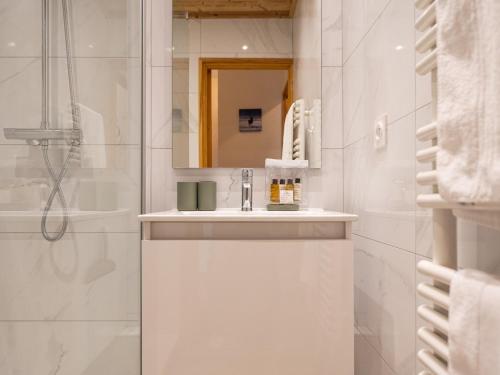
[139,208,357,223]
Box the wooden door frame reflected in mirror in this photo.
[199,58,294,168]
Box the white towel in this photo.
[265,158,309,169]
[436,0,500,203]
[449,269,500,375]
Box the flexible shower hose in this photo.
[40,144,78,242]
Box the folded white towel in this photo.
[436,0,500,203]
[265,158,309,169]
[449,269,500,375]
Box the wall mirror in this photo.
[172,0,321,169]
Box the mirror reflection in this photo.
[172,0,321,169]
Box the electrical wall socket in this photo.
[374,114,388,150]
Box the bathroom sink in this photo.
[139,208,358,223]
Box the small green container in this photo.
[177,182,198,211]
[198,181,217,211]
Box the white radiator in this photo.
[415,1,455,373]
[414,1,452,374]
[415,0,500,373]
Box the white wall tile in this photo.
[0,58,41,144]
[51,0,142,58]
[200,19,293,56]
[322,0,343,67]
[0,321,140,375]
[152,67,172,149]
[151,148,172,212]
[51,58,142,146]
[344,114,416,252]
[172,19,201,56]
[354,235,416,375]
[343,0,415,146]
[0,0,141,58]
[355,330,397,375]
[0,232,139,321]
[152,0,172,66]
[342,0,391,63]
[308,149,344,211]
[322,67,343,149]
[0,0,41,57]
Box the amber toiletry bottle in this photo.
[293,178,302,202]
[270,179,280,203]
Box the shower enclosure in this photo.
[0,0,142,373]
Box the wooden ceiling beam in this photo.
[173,0,296,19]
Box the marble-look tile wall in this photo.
[145,0,344,213]
[342,1,500,374]
[0,0,142,373]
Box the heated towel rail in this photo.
[415,0,500,373]
[415,1,456,374]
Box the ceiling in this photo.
[173,0,297,19]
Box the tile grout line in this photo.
[357,332,399,375]
[353,233,418,256]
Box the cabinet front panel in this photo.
[142,239,353,375]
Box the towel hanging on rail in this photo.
[449,269,500,375]
[436,0,500,204]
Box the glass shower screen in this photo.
[0,0,142,373]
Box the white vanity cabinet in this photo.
[139,210,357,375]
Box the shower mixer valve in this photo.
[3,128,82,146]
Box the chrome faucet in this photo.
[241,169,253,211]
